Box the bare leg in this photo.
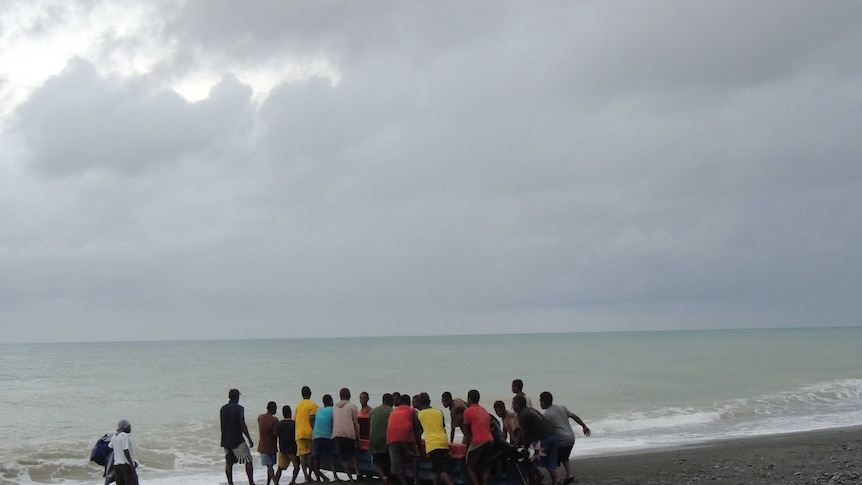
[547,466,561,485]
[467,467,480,485]
[351,455,362,481]
[291,458,301,485]
[245,461,255,485]
[561,460,573,482]
[440,471,454,485]
[226,463,235,485]
[301,455,313,482]
[267,464,276,485]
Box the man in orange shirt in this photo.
[462,389,494,485]
[387,394,423,485]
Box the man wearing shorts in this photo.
[387,394,422,485]
[295,386,318,482]
[220,388,255,485]
[461,389,494,485]
[539,392,591,484]
[276,405,300,485]
[416,392,454,485]
[312,394,340,481]
[258,401,279,485]
[369,393,394,484]
[332,387,363,482]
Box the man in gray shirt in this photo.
[539,391,591,484]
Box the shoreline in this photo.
[570,425,862,484]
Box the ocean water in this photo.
[1,328,861,485]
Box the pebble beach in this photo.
[572,426,862,485]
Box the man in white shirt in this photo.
[108,419,138,485]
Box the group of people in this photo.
[219,379,590,485]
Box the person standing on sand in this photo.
[441,392,468,443]
[387,394,423,485]
[258,401,280,485]
[295,386,318,482]
[416,392,455,485]
[493,400,520,444]
[276,405,301,485]
[369,393,394,485]
[221,388,256,485]
[512,395,560,485]
[312,394,339,482]
[512,379,533,409]
[108,419,138,485]
[332,387,364,482]
[462,389,494,485]
[539,392,590,484]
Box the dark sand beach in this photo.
[570,426,862,485]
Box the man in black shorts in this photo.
[220,388,255,485]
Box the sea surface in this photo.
[1,328,861,485]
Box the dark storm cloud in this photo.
[17,58,254,176]
[1,1,861,342]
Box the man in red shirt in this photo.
[387,394,423,485]
[461,389,494,485]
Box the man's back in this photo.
[417,407,448,451]
[277,419,297,455]
[295,399,318,440]
[258,413,279,454]
[312,406,334,440]
[387,405,416,444]
[368,404,392,454]
[543,404,576,446]
[221,401,244,448]
[518,406,554,443]
[463,404,494,444]
[332,400,359,439]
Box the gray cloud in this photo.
[1,1,861,342]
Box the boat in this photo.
[320,416,527,485]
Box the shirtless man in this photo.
[493,400,520,444]
[441,392,468,443]
[359,392,373,415]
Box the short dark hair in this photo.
[301,386,312,398]
[468,389,480,404]
[512,379,524,392]
[493,400,505,409]
[267,401,277,412]
[283,405,293,418]
[340,388,351,400]
[419,392,431,407]
[228,388,240,401]
[513,394,527,408]
[383,393,394,406]
[441,391,453,400]
[399,394,411,406]
[323,394,334,406]
[539,391,553,405]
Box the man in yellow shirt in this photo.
[295,386,318,482]
[417,392,454,485]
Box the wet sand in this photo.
[569,426,862,485]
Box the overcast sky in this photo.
[1,1,860,343]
